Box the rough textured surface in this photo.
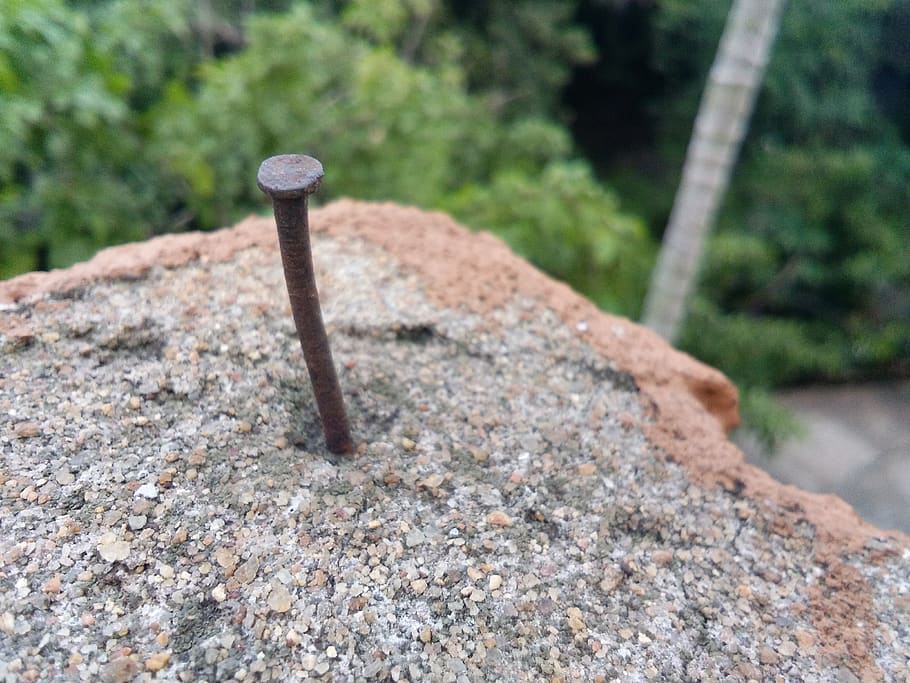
[1,201,908,682]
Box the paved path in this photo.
[739,380,910,533]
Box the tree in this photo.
[641,0,786,342]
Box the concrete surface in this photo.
[740,380,910,533]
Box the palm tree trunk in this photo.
[642,0,786,342]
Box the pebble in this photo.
[235,556,260,584]
[488,574,503,591]
[214,547,236,569]
[134,483,158,499]
[55,469,75,485]
[97,534,131,563]
[145,652,170,672]
[759,646,779,665]
[14,422,40,438]
[127,515,147,530]
[486,511,513,527]
[268,583,293,613]
[102,657,139,683]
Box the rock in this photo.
[134,483,158,499]
[97,534,130,563]
[268,583,292,613]
[101,657,139,683]
[127,515,147,530]
[234,556,260,584]
[55,469,75,485]
[486,511,512,527]
[13,422,39,438]
[144,652,170,672]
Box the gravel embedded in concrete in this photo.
[1,231,907,682]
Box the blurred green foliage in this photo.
[1,0,645,317]
[651,1,910,394]
[1,0,908,449]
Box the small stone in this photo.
[618,628,633,640]
[55,469,75,485]
[315,661,330,675]
[268,583,293,613]
[410,579,428,595]
[102,657,139,683]
[401,437,416,451]
[486,511,512,527]
[577,463,597,476]
[145,652,170,672]
[80,613,95,626]
[97,534,131,563]
[43,574,62,594]
[326,646,338,658]
[567,615,586,632]
[235,556,260,584]
[286,630,302,647]
[14,422,40,438]
[302,654,317,671]
[652,550,673,566]
[171,528,187,544]
[488,574,503,591]
[211,584,227,602]
[236,421,252,433]
[127,515,147,530]
[0,612,15,634]
[468,589,486,602]
[566,607,586,632]
[419,627,432,644]
[159,564,175,579]
[134,483,158,499]
[406,530,424,547]
[129,396,141,410]
[759,646,779,665]
[214,547,236,569]
[187,450,206,466]
[155,632,170,647]
[795,629,815,648]
[69,652,83,666]
[778,640,797,657]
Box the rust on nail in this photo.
[257,154,354,455]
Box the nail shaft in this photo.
[258,155,353,454]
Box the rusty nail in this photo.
[257,154,354,455]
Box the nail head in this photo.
[257,154,324,199]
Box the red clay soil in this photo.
[2,199,906,679]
